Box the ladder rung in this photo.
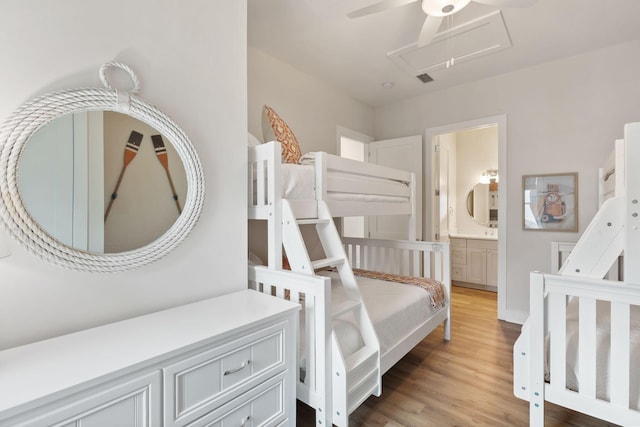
[348,367,378,396]
[332,299,361,318]
[312,256,344,270]
[347,377,379,415]
[297,218,330,225]
[345,345,378,372]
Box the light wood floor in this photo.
[296,286,618,426]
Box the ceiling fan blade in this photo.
[347,0,419,18]
[472,0,536,7]
[417,15,442,47]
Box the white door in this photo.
[368,135,422,240]
[434,140,448,241]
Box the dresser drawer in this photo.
[185,372,287,427]
[1,371,161,427]
[164,321,286,427]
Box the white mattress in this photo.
[552,298,640,409]
[297,272,444,383]
[280,163,409,203]
[319,271,442,357]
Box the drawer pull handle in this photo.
[240,415,251,426]
[224,360,251,376]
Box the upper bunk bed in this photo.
[249,105,416,224]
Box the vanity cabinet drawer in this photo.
[164,321,286,427]
[185,372,287,427]
[451,247,467,265]
[451,265,467,281]
[450,238,466,248]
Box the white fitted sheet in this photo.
[320,271,443,357]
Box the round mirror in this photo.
[0,63,205,272]
[19,111,187,254]
[466,182,498,227]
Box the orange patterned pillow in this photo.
[261,105,302,164]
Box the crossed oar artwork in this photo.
[152,135,183,215]
[104,131,182,222]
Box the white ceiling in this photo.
[248,0,640,107]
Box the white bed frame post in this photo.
[409,171,417,241]
[528,272,545,426]
[625,123,640,284]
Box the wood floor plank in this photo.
[296,285,618,426]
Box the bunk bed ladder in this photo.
[281,199,381,427]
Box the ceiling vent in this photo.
[387,10,511,79]
[417,73,434,83]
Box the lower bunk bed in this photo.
[514,272,640,425]
[249,237,451,427]
[514,122,640,426]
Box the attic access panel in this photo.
[387,10,511,81]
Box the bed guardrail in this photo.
[248,265,332,426]
[524,271,640,426]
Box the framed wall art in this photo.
[523,172,578,232]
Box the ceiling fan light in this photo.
[422,0,472,16]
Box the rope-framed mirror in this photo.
[0,62,205,272]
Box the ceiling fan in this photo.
[348,0,536,47]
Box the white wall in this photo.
[0,0,247,349]
[248,46,374,153]
[375,40,640,322]
[247,46,375,261]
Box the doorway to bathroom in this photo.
[426,115,507,317]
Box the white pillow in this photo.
[248,132,262,148]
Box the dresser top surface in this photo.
[0,289,298,411]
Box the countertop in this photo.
[449,233,498,241]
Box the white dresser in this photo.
[0,290,299,427]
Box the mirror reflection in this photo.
[466,180,498,227]
[19,111,187,254]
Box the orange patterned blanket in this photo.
[352,269,447,308]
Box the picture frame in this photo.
[522,172,578,232]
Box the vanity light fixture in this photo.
[480,169,499,184]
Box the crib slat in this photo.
[578,297,597,398]
[610,302,630,407]
[548,292,567,391]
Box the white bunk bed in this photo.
[248,141,450,427]
[513,122,640,426]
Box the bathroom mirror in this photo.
[466,182,498,227]
[0,62,205,272]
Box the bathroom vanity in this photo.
[450,235,498,291]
